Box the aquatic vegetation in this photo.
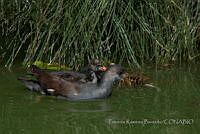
[0,0,199,69]
[31,61,72,70]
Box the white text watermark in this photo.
[107,119,194,125]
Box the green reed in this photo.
[0,0,199,69]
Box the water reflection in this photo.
[20,92,113,113]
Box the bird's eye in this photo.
[96,65,101,70]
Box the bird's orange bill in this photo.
[101,66,107,71]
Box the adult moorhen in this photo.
[18,64,125,100]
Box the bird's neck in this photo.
[99,72,116,90]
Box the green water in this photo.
[0,65,200,134]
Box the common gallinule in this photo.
[18,64,125,100]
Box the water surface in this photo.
[0,64,200,134]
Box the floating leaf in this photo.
[30,61,72,70]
